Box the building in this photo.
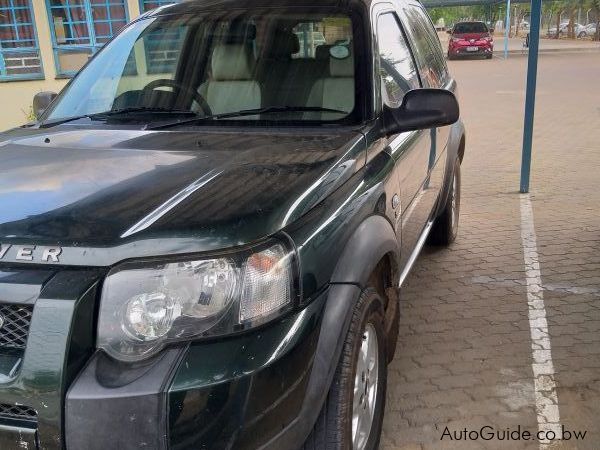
[0,0,180,130]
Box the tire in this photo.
[447,52,454,61]
[578,31,586,38]
[429,158,461,246]
[303,288,387,450]
[384,287,400,365]
[486,54,493,59]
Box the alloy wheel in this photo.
[352,323,379,450]
[450,171,458,234]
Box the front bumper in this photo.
[66,289,326,450]
[0,259,362,450]
[0,264,332,450]
[449,45,493,56]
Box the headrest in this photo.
[211,44,256,81]
[316,45,332,60]
[214,20,257,44]
[330,50,354,78]
[269,30,300,58]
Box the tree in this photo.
[586,0,600,40]
[548,1,569,38]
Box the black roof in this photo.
[146,0,366,16]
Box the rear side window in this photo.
[377,13,420,108]
[401,5,448,88]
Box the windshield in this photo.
[453,22,488,34]
[45,10,357,124]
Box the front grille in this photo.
[0,403,37,421]
[0,304,33,351]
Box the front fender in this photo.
[261,284,361,450]
[331,214,400,287]
[265,215,400,449]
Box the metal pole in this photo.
[504,0,511,58]
[520,0,542,193]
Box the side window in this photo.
[377,13,420,108]
[401,6,448,88]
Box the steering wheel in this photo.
[142,78,212,116]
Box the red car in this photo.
[447,21,494,60]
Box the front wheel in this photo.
[303,288,387,450]
[429,158,461,246]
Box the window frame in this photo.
[0,0,45,82]
[45,0,130,78]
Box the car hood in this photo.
[0,126,365,257]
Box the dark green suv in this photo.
[0,0,465,448]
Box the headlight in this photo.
[97,241,297,361]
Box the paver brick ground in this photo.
[437,33,600,54]
[381,53,600,449]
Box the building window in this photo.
[46,0,129,77]
[139,1,179,13]
[0,0,43,81]
[138,0,182,75]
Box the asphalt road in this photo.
[382,53,600,449]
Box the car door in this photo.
[399,3,451,219]
[374,7,432,269]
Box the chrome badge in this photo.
[0,244,62,263]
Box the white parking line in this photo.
[520,193,562,448]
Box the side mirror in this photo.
[446,29,452,34]
[33,91,58,120]
[383,89,459,136]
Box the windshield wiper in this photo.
[39,107,197,128]
[146,106,350,130]
[90,107,197,120]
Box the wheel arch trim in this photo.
[261,215,400,449]
[330,214,400,288]
[435,119,465,218]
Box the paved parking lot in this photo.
[437,32,600,55]
[382,53,600,449]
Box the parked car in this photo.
[0,0,464,448]
[547,21,585,37]
[578,23,598,38]
[447,21,494,59]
